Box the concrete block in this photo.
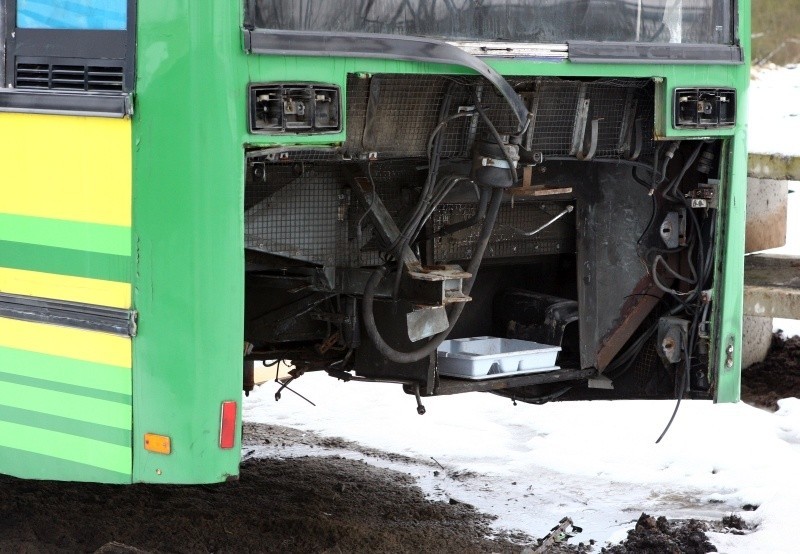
[742,315,773,368]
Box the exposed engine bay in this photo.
[243,73,721,408]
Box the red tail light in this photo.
[219,401,237,449]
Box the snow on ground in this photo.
[749,65,800,157]
[749,64,800,339]
[244,376,800,552]
[244,67,800,552]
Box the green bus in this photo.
[0,0,748,484]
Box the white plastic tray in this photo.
[437,336,561,379]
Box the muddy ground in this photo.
[742,333,800,411]
[2,334,795,553]
[0,423,528,553]
[0,422,738,553]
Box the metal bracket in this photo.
[657,317,690,365]
[576,118,599,161]
[659,210,687,249]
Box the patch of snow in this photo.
[749,65,800,157]
[244,375,800,552]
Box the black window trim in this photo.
[245,28,743,66]
[2,0,135,116]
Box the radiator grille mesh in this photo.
[432,201,575,263]
[345,74,654,160]
[246,74,652,267]
[245,164,352,265]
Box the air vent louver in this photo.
[15,62,124,92]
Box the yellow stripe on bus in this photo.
[0,267,131,309]
[0,317,131,369]
[0,113,131,227]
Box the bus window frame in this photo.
[2,0,136,95]
[243,0,742,63]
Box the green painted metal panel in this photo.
[0,213,132,256]
[0,346,132,483]
[0,445,130,483]
[0,240,132,282]
[0,420,130,475]
[132,1,244,484]
[0,405,130,447]
[0,346,132,395]
[0,380,131,429]
[710,0,749,403]
[0,371,131,405]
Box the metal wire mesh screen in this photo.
[345,74,654,160]
[245,160,426,266]
[245,164,352,265]
[245,74,653,267]
[432,201,575,263]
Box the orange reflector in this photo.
[219,401,237,449]
[144,433,171,455]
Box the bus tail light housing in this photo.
[674,88,736,129]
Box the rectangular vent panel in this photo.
[15,62,124,92]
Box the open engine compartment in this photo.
[243,74,721,406]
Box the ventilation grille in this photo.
[345,74,655,161]
[245,159,575,267]
[432,201,575,263]
[15,61,124,92]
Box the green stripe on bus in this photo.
[0,404,130,447]
[0,421,131,476]
[0,240,131,283]
[0,213,131,256]
[0,445,130,483]
[0,381,131,430]
[0,371,131,405]
[0,346,131,395]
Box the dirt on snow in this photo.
[0,425,526,553]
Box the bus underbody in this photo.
[242,73,722,407]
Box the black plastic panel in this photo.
[3,0,136,97]
[568,41,743,64]
[0,88,131,117]
[249,83,341,134]
[673,87,736,128]
[0,293,136,337]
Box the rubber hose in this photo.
[361,188,504,364]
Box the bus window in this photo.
[247,0,732,45]
[16,0,127,30]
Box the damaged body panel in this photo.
[240,0,748,408]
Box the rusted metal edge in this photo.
[431,368,596,396]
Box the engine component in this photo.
[657,317,690,365]
[472,135,520,189]
[659,210,687,249]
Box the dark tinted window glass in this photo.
[249,0,732,45]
